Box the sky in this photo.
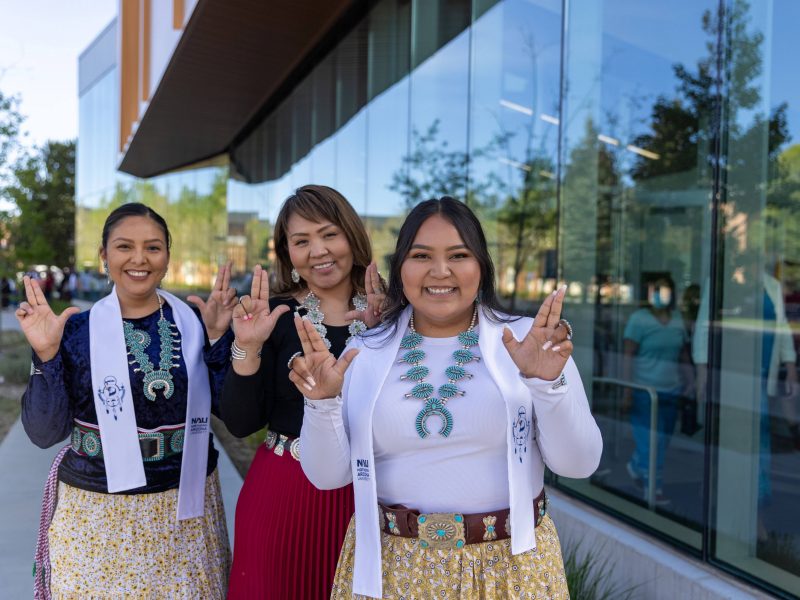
[0,0,117,148]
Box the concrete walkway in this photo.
[0,417,242,598]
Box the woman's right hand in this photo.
[289,316,359,400]
[15,276,80,362]
[231,265,290,352]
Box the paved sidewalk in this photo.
[0,418,242,598]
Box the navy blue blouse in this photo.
[21,301,232,494]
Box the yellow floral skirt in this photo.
[48,470,231,599]
[331,514,569,599]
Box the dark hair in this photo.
[101,203,172,252]
[272,185,372,295]
[375,197,515,339]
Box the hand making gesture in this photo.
[288,316,359,400]
[344,262,386,328]
[231,264,290,352]
[187,261,237,340]
[502,285,573,381]
[15,276,80,362]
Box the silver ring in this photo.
[287,351,303,370]
[558,318,573,340]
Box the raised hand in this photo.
[344,262,386,328]
[187,261,237,339]
[288,316,358,400]
[15,276,80,362]
[501,285,572,381]
[231,265,290,351]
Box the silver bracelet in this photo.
[231,339,261,361]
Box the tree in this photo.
[3,140,76,268]
[0,89,24,186]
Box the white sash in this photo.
[89,287,211,520]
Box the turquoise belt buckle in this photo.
[417,512,466,550]
[139,432,165,462]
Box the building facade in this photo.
[77,1,800,596]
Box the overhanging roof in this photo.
[119,0,356,178]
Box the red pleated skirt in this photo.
[227,443,355,600]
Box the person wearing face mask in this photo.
[622,275,691,504]
[219,185,385,599]
[19,203,236,598]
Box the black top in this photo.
[21,303,232,494]
[220,297,350,438]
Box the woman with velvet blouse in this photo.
[220,185,384,599]
[291,197,603,599]
[19,203,235,598]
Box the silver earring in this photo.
[103,261,111,286]
[291,268,300,283]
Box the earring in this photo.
[103,261,111,286]
[291,268,300,283]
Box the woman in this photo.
[19,203,235,598]
[622,276,693,504]
[220,185,384,599]
[290,197,603,599]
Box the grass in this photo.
[563,540,640,600]
[0,331,30,443]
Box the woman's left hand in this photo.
[345,262,386,328]
[501,285,573,381]
[187,261,237,339]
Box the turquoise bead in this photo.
[420,541,429,548]
[438,383,459,399]
[411,382,434,399]
[400,332,423,348]
[437,529,446,537]
[402,349,425,364]
[418,515,427,523]
[458,330,479,347]
[405,365,430,381]
[487,525,495,532]
[456,540,465,548]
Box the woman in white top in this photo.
[289,197,602,599]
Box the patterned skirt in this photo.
[48,470,231,599]
[227,444,356,599]
[331,514,569,600]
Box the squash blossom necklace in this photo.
[123,294,181,401]
[400,306,479,438]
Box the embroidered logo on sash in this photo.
[98,376,125,420]
[512,406,530,463]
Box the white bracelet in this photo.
[231,339,261,361]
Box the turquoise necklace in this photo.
[123,294,180,402]
[400,306,479,438]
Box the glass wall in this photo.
[222,0,799,595]
[76,66,228,291]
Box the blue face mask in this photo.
[649,288,672,309]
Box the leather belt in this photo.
[71,419,184,462]
[378,489,547,549]
[265,430,300,461]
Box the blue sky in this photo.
[0,0,116,148]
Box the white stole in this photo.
[89,287,211,520]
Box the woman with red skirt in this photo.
[220,185,384,599]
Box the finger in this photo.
[334,348,359,375]
[546,285,567,329]
[294,315,315,356]
[32,278,48,307]
[260,265,270,301]
[548,324,569,345]
[186,295,206,310]
[232,302,247,320]
[23,276,38,306]
[288,369,313,393]
[501,326,521,354]
[552,339,573,358]
[212,265,224,291]
[238,295,252,317]
[222,262,232,291]
[367,263,378,294]
[250,265,262,299]
[290,356,316,389]
[223,287,237,307]
[57,306,81,325]
[265,304,290,326]
[344,309,366,322]
[533,290,556,328]
[303,317,331,353]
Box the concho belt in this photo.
[265,430,300,461]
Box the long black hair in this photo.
[101,203,172,252]
[372,197,516,341]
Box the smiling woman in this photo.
[17,202,236,598]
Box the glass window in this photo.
[557,0,718,551]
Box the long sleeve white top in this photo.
[300,306,602,599]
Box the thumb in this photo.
[501,326,518,352]
[335,348,360,374]
[270,304,291,320]
[186,295,206,310]
[58,306,81,325]
[344,309,365,322]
